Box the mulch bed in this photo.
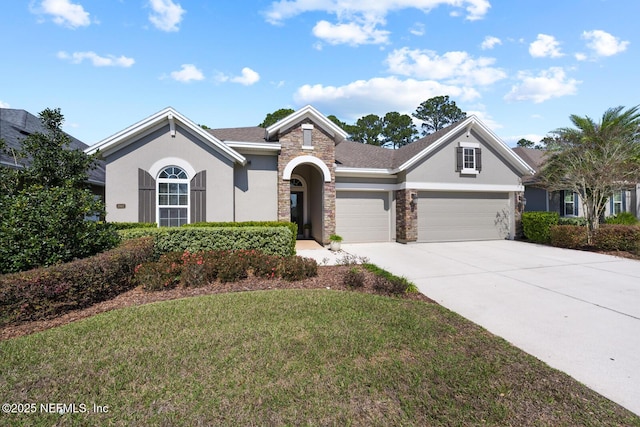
[0,266,435,342]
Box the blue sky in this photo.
[1,0,637,146]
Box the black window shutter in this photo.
[455,147,463,172]
[475,148,482,171]
[574,193,579,216]
[138,169,156,223]
[190,170,206,223]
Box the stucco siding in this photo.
[104,124,235,223]
[234,154,278,221]
[406,130,521,186]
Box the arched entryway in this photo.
[281,156,333,243]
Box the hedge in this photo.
[593,225,640,253]
[522,211,560,244]
[0,237,155,326]
[187,221,298,256]
[109,222,158,230]
[119,226,295,257]
[549,225,588,250]
[550,224,640,254]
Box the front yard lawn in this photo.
[1,285,639,426]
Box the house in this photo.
[0,108,105,197]
[512,146,639,219]
[85,106,534,244]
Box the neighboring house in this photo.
[85,106,534,244]
[0,108,105,198]
[512,146,639,219]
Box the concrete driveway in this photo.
[341,240,640,416]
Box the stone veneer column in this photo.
[277,120,336,245]
[396,189,418,243]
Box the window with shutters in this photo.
[456,142,481,175]
[158,166,189,226]
[563,191,578,217]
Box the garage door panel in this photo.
[418,191,510,242]
[336,192,391,243]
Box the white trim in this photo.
[337,181,523,192]
[265,105,349,141]
[85,107,246,165]
[156,166,190,227]
[461,168,479,175]
[336,183,397,191]
[225,141,281,152]
[283,155,332,183]
[149,157,196,179]
[301,124,314,130]
[335,167,395,177]
[459,141,479,148]
[401,182,524,192]
[168,113,176,137]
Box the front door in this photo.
[291,191,304,237]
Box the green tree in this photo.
[539,105,640,243]
[350,114,383,146]
[259,108,295,127]
[382,112,417,149]
[413,96,467,135]
[0,108,119,273]
[516,138,535,148]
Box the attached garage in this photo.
[417,191,511,242]
[336,191,392,243]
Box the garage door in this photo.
[418,191,510,242]
[336,191,391,243]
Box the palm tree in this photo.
[540,105,640,243]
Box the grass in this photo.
[1,289,639,426]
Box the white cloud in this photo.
[148,0,185,32]
[480,35,501,50]
[409,22,425,36]
[574,52,588,61]
[57,51,135,67]
[0,100,10,108]
[170,64,204,82]
[216,68,261,86]
[504,67,580,103]
[385,47,507,86]
[312,20,390,45]
[294,76,480,121]
[264,0,490,45]
[34,0,91,28]
[582,30,629,57]
[529,34,563,58]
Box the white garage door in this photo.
[418,191,511,242]
[336,191,391,243]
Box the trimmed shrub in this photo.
[550,225,588,249]
[343,267,365,288]
[593,225,640,253]
[119,226,294,257]
[605,212,639,225]
[558,216,587,226]
[363,263,418,294]
[186,221,298,257]
[109,222,157,230]
[0,237,155,326]
[522,211,560,244]
[280,256,318,281]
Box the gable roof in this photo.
[265,105,349,141]
[0,108,105,186]
[335,115,536,176]
[208,126,267,143]
[85,107,246,165]
[512,146,547,183]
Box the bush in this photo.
[186,221,298,257]
[558,216,587,226]
[132,249,319,290]
[363,263,418,294]
[109,222,157,230]
[522,211,560,244]
[343,267,365,288]
[119,226,294,257]
[605,212,639,225]
[550,225,588,249]
[0,237,155,326]
[593,225,640,253]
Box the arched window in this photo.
[158,166,189,226]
